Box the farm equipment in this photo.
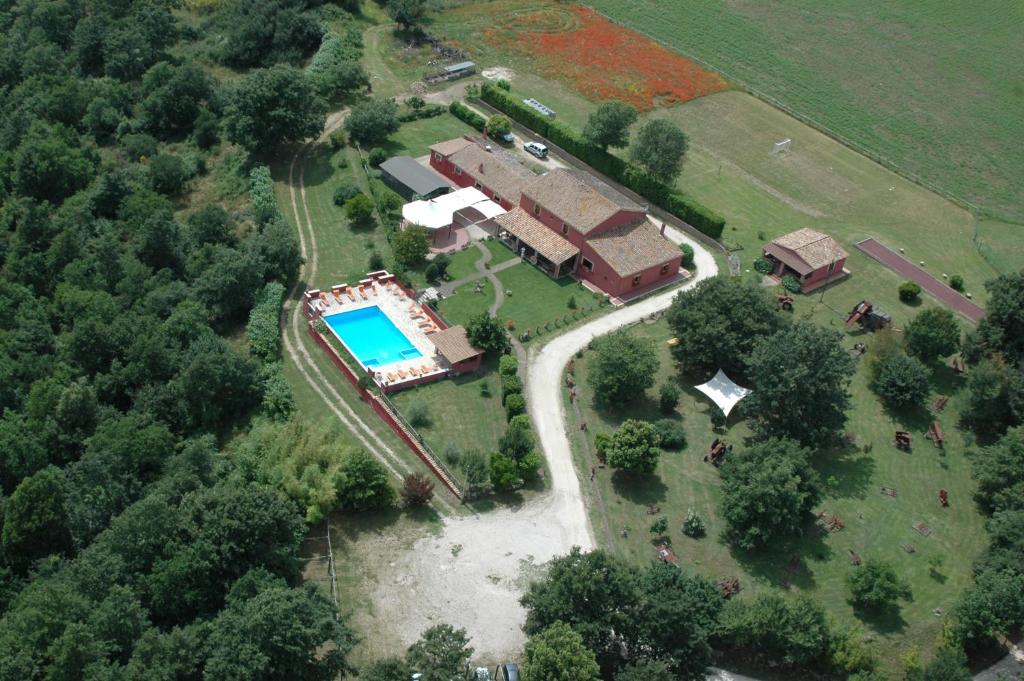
[777,294,794,311]
[895,431,911,450]
[846,300,891,330]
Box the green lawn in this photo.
[482,237,519,266]
[380,114,478,159]
[388,358,508,481]
[437,277,495,326]
[585,0,1024,223]
[494,263,604,338]
[565,320,988,674]
[441,245,484,281]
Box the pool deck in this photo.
[304,273,449,391]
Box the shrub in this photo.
[649,516,668,537]
[448,101,486,131]
[509,414,531,432]
[905,307,960,362]
[247,282,286,362]
[682,509,706,538]
[505,393,526,421]
[392,226,431,269]
[679,242,695,269]
[367,147,386,167]
[433,253,451,278]
[605,419,661,474]
[499,354,518,377]
[498,424,534,460]
[949,274,964,292]
[782,275,802,293]
[250,165,281,225]
[754,257,774,274]
[368,251,384,270]
[345,194,376,228]
[424,263,439,282]
[333,183,361,206]
[659,383,680,414]
[518,450,542,482]
[654,418,686,450]
[898,281,921,302]
[443,443,462,466]
[150,154,187,195]
[486,114,512,137]
[490,452,520,491]
[401,472,434,507]
[567,295,577,310]
[501,374,522,402]
[847,559,909,611]
[406,401,431,428]
[495,79,511,91]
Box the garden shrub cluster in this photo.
[479,83,725,239]
[247,282,286,363]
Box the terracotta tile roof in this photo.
[523,168,646,234]
[447,143,535,204]
[765,228,848,274]
[428,325,481,365]
[493,208,580,264]
[429,138,473,157]
[586,219,679,277]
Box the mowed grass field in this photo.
[565,320,988,673]
[585,0,1024,224]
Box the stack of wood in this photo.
[718,577,742,599]
[895,431,911,450]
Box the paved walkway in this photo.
[856,237,986,322]
[438,250,520,296]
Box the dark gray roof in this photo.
[379,156,452,196]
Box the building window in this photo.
[474,181,482,190]
[533,204,541,216]
[582,257,594,272]
[632,275,642,287]
[493,194,501,204]
[455,166,462,175]
[827,261,837,274]
[660,264,670,274]
[433,152,441,162]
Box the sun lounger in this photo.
[319,292,329,303]
[409,366,420,377]
[346,289,356,301]
[421,364,433,373]
[397,368,408,379]
[423,325,437,334]
[358,288,368,300]
[387,372,398,382]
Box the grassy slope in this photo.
[585,0,1024,223]
[566,320,988,672]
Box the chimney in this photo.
[660,221,666,236]
[479,163,485,174]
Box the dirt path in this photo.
[281,115,460,515]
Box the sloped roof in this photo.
[448,143,535,203]
[765,228,848,274]
[379,156,452,197]
[494,208,579,264]
[430,138,473,157]
[585,219,679,277]
[523,168,645,234]
[429,325,481,365]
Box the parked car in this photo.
[523,141,548,159]
[495,663,519,681]
[475,668,492,681]
[499,131,515,143]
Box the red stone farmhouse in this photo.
[763,228,849,292]
[428,138,683,298]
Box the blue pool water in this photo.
[323,306,422,369]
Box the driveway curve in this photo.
[526,222,719,553]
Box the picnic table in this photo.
[926,422,944,448]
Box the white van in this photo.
[523,141,548,159]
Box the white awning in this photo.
[695,369,752,417]
[402,186,506,230]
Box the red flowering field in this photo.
[481,5,728,111]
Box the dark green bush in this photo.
[898,281,921,302]
[448,101,486,131]
[754,257,774,274]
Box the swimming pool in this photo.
[323,306,422,369]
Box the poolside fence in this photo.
[307,323,465,500]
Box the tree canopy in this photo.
[743,322,856,447]
[871,352,931,409]
[719,438,821,550]
[224,65,327,151]
[406,624,474,681]
[604,419,662,475]
[587,330,659,408]
[344,98,401,145]
[523,621,601,681]
[847,559,910,612]
[975,270,1024,363]
[630,119,688,183]
[465,312,511,357]
[583,101,638,150]
[905,307,961,362]
[665,277,783,376]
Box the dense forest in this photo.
[0,0,381,677]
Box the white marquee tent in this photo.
[695,369,751,417]
[401,186,505,231]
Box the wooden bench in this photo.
[926,422,944,448]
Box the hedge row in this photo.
[247,282,286,362]
[479,84,725,239]
[448,101,486,132]
[398,104,445,123]
[249,165,281,226]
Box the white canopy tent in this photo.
[401,186,505,231]
[695,369,751,417]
